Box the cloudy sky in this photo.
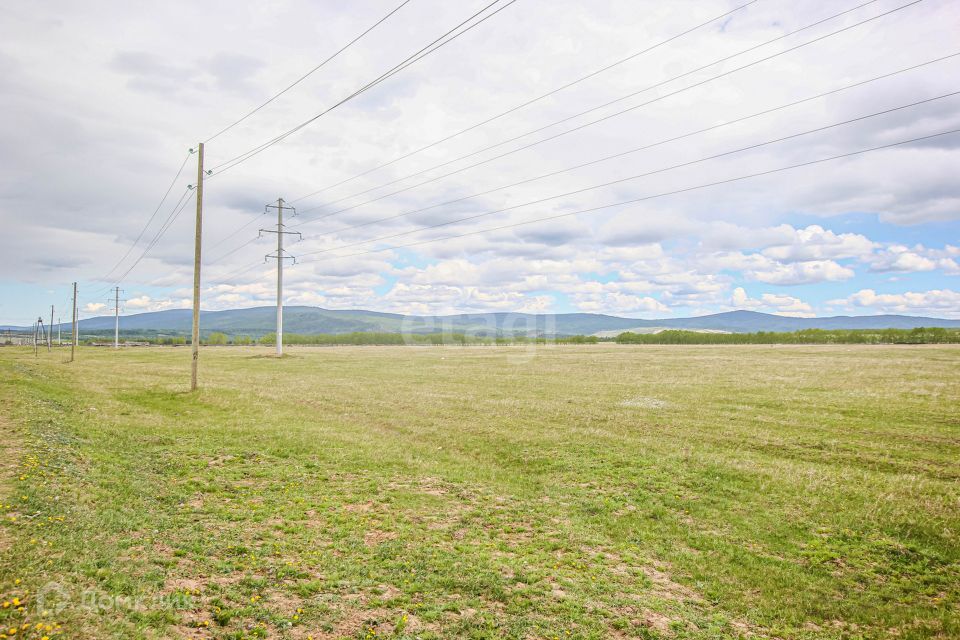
[1,0,958,326]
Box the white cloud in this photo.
[125,295,153,309]
[382,282,544,316]
[760,225,876,262]
[572,290,668,315]
[123,295,192,312]
[731,287,814,317]
[828,288,960,317]
[1,1,959,323]
[868,244,960,274]
[748,260,856,286]
[706,252,855,285]
[560,279,669,315]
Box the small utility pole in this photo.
[70,282,77,362]
[48,305,53,351]
[260,198,301,357]
[57,316,61,346]
[190,144,204,391]
[111,286,123,349]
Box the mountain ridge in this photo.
[4,307,958,336]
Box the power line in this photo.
[207,51,956,273]
[292,0,914,221]
[203,0,414,143]
[99,150,194,283]
[207,230,303,267]
[110,189,197,286]
[292,128,960,266]
[205,211,266,255]
[201,0,523,267]
[208,8,940,272]
[292,57,960,243]
[156,0,936,290]
[203,128,954,294]
[288,0,762,204]
[204,0,490,254]
[100,1,415,286]
[208,260,268,290]
[208,0,509,173]
[294,92,959,259]
[210,115,957,287]
[207,0,521,177]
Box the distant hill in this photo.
[655,310,960,333]
[64,307,408,335]
[15,306,960,337]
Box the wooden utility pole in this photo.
[48,305,53,351]
[70,282,77,362]
[190,143,204,391]
[261,199,300,357]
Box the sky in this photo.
[1,0,959,326]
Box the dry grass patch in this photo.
[1,345,958,639]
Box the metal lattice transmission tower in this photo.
[260,198,301,356]
[33,316,47,357]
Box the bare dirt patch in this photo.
[169,622,214,639]
[166,577,206,594]
[343,501,375,513]
[295,606,394,640]
[387,475,450,496]
[640,563,703,603]
[364,529,398,546]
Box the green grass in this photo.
[0,344,957,639]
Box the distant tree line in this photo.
[256,332,599,345]
[614,328,960,345]
[74,327,958,346]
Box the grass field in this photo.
[0,344,957,640]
